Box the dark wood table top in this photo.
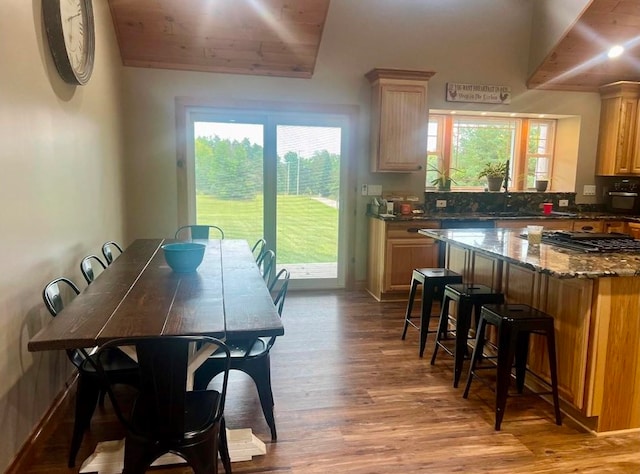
[28,239,284,352]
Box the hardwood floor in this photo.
[20,290,640,473]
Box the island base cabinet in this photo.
[503,264,640,432]
[440,238,640,432]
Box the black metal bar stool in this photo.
[463,303,562,431]
[430,283,504,387]
[401,268,463,357]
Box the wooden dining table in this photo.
[29,238,284,470]
[28,238,284,353]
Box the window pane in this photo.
[526,120,555,189]
[451,118,517,188]
[426,118,442,187]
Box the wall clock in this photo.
[43,0,95,85]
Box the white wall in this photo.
[0,0,126,469]
[120,0,601,282]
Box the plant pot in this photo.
[437,178,452,191]
[535,180,549,192]
[486,176,503,192]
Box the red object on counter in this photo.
[401,203,412,215]
[543,202,553,215]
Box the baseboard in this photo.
[6,374,77,474]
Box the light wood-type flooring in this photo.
[20,290,640,473]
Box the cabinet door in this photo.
[503,263,593,410]
[384,238,438,291]
[472,252,502,290]
[596,83,640,176]
[536,275,593,410]
[635,99,640,173]
[375,83,428,172]
[603,220,626,234]
[446,244,470,280]
[495,219,574,230]
[366,69,434,173]
[627,223,640,239]
[573,220,603,232]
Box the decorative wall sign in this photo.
[446,83,511,104]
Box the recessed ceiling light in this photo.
[608,45,624,58]
[450,111,457,114]
[481,112,487,116]
[510,113,516,117]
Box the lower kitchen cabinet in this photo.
[495,219,574,230]
[604,220,626,234]
[367,218,440,301]
[574,220,604,232]
[627,222,640,238]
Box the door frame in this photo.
[175,97,359,289]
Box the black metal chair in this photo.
[102,240,124,265]
[80,255,107,284]
[175,225,225,240]
[94,336,232,474]
[257,249,275,284]
[42,277,139,468]
[251,238,267,262]
[194,268,290,441]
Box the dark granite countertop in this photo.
[370,211,638,222]
[418,228,640,279]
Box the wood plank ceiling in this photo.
[528,0,640,91]
[108,0,638,92]
[107,0,331,78]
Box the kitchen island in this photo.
[419,227,640,434]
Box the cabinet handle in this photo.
[407,228,419,233]
[580,226,594,231]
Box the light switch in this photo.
[583,184,596,196]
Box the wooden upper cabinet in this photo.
[596,81,640,176]
[366,69,435,172]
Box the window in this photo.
[526,120,556,189]
[426,114,557,191]
[426,116,444,187]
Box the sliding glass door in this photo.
[185,109,348,289]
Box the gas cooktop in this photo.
[538,231,640,253]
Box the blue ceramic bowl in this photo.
[162,242,206,273]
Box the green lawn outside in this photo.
[196,194,338,263]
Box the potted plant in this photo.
[535,176,549,192]
[478,161,508,192]
[428,164,458,191]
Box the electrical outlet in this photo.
[361,184,368,196]
[436,200,447,208]
[559,199,569,207]
[368,184,382,196]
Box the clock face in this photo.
[60,0,89,76]
[43,0,95,85]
